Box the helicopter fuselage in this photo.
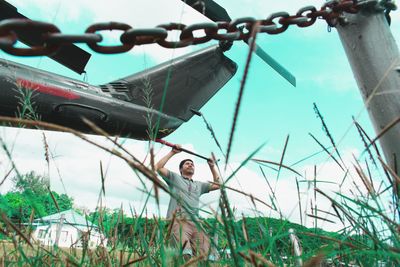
[0,59,181,139]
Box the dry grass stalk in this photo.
[313,103,343,164]
[353,118,377,166]
[209,207,224,225]
[82,118,140,162]
[364,158,375,190]
[306,213,336,224]
[100,161,106,196]
[0,168,13,187]
[248,250,276,267]
[252,158,302,177]
[48,189,60,213]
[42,132,49,164]
[309,133,344,171]
[295,177,303,226]
[315,208,338,218]
[0,213,33,248]
[147,216,158,248]
[352,158,376,195]
[219,188,240,266]
[377,156,400,187]
[164,212,176,244]
[181,253,206,267]
[150,147,159,205]
[300,232,359,249]
[241,216,257,266]
[315,189,359,229]
[237,251,253,265]
[367,116,400,152]
[303,252,325,267]
[315,189,384,244]
[28,209,35,226]
[211,181,273,209]
[122,255,148,266]
[225,21,261,167]
[277,135,290,178]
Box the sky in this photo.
[0,0,399,231]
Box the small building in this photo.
[32,209,107,248]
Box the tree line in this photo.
[0,171,73,223]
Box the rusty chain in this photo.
[0,0,396,56]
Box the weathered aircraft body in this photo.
[0,45,237,139]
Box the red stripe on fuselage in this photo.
[16,78,80,100]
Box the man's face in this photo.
[181,160,195,175]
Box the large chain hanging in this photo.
[0,0,396,56]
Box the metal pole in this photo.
[155,138,211,161]
[336,8,400,175]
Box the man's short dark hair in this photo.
[179,159,193,171]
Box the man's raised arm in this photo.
[155,145,181,177]
[208,158,221,191]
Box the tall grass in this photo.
[1,100,399,266]
[0,25,399,267]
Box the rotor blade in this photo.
[182,0,296,86]
[247,38,296,87]
[182,0,231,21]
[0,0,91,74]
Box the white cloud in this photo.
[127,44,195,65]
[309,72,357,92]
[207,0,325,19]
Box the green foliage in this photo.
[0,172,73,222]
[12,171,48,195]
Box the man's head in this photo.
[179,159,194,176]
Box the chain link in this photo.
[85,22,133,54]
[0,19,61,56]
[0,0,396,56]
[180,22,217,45]
[156,23,193,48]
[120,28,168,45]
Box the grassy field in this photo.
[0,114,399,266]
